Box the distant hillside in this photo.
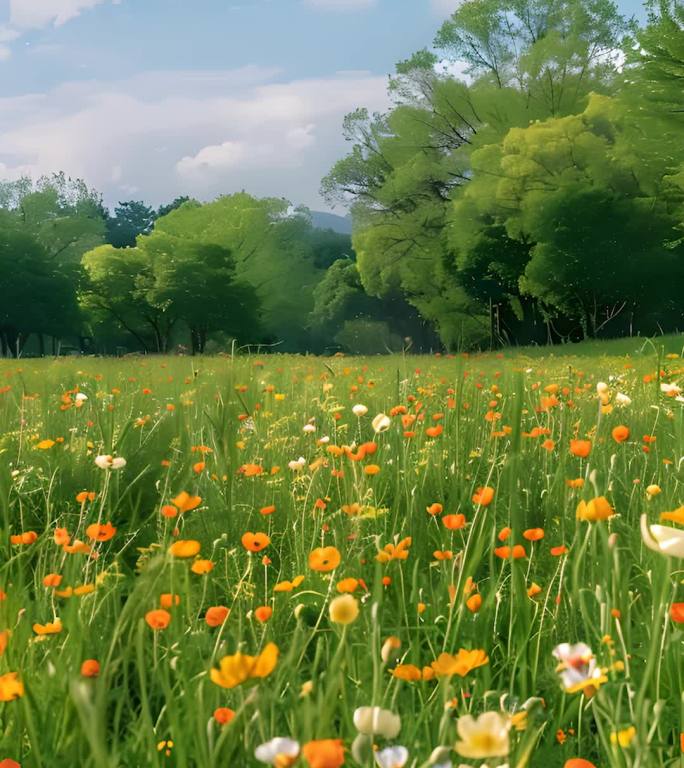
[310,210,352,235]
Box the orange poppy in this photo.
[336,577,360,593]
[81,659,100,678]
[466,593,482,612]
[301,739,345,768]
[376,537,412,563]
[308,546,341,572]
[442,514,466,530]
[75,491,96,503]
[260,505,276,516]
[670,603,684,623]
[254,606,273,623]
[10,531,37,546]
[145,609,171,630]
[213,707,235,725]
[523,528,545,541]
[160,593,181,609]
[191,559,214,574]
[241,532,271,553]
[494,545,526,560]
[171,492,202,513]
[54,527,71,546]
[205,606,230,627]
[472,486,495,506]
[85,523,116,542]
[169,540,201,558]
[551,545,568,556]
[426,503,443,516]
[570,439,592,458]
[426,425,443,438]
[43,573,62,588]
[611,425,630,443]
[33,620,63,635]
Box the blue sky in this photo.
[0,0,647,211]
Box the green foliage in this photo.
[106,201,157,249]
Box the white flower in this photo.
[303,424,316,434]
[552,643,605,692]
[374,745,409,768]
[615,392,631,406]
[254,737,300,765]
[455,712,510,759]
[372,413,391,434]
[353,706,401,739]
[661,382,682,396]
[287,457,307,472]
[352,404,368,417]
[596,382,609,395]
[317,436,330,445]
[641,514,684,558]
[94,455,126,470]
[75,392,88,402]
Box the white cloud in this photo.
[9,0,117,29]
[0,68,390,210]
[305,0,376,10]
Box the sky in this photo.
[0,0,647,212]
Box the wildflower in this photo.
[10,532,37,545]
[329,594,359,625]
[391,664,434,682]
[145,610,171,630]
[274,575,305,592]
[427,503,443,516]
[372,413,391,433]
[610,726,636,747]
[564,761,597,768]
[376,537,411,563]
[352,404,368,417]
[615,393,631,406]
[374,746,409,768]
[576,497,614,522]
[171,492,202,513]
[81,659,100,678]
[254,605,273,623]
[660,506,684,524]
[646,484,661,497]
[466,594,482,612]
[260,505,276,516]
[569,440,591,458]
[670,603,684,623]
[443,514,466,530]
[364,464,380,476]
[455,712,510,759]
[641,515,684,558]
[552,643,607,693]
[523,528,544,541]
[94,455,127,470]
[309,546,341,572]
[0,673,24,702]
[210,642,279,688]
[205,606,230,627]
[301,739,345,768]
[36,439,55,450]
[494,545,526,559]
[431,649,488,677]
[426,425,443,438]
[472,487,495,506]
[43,573,62,588]
[75,491,96,503]
[353,707,401,738]
[169,540,201,558]
[159,594,180,608]
[85,522,116,542]
[288,457,307,471]
[336,578,360,593]
[242,532,271,553]
[255,738,300,766]
[611,425,630,443]
[381,636,401,663]
[213,707,235,725]
[191,559,214,574]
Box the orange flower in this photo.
[171,492,202,513]
[498,526,512,541]
[494,545,526,559]
[564,761,597,768]
[274,575,305,592]
[611,425,630,443]
[191,559,214,574]
[301,739,345,768]
[54,527,71,546]
[566,478,585,489]
[85,522,116,542]
[192,461,205,474]
[523,528,544,541]
[670,603,684,623]
[431,648,489,677]
[210,643,279,688]
[241,532,271,553]
[81,659,100,678]
[308,546,341,572]
[238,463,264,477]
[43,573,62,588]
[363,464,380,476]
[570,439,592,458]
[576,497,614,522]
[160,593,181,609]
[472,486,495,506]
[260,505,276,516]
[10,531,37,546]
[426,503,443,516]
[426,424,443,438]
[0,672,24,702]
[551,545,568,556]
[254,605,273,623]
[336,577,360,593]
[376,537,412,563]
[205,606,230,627]
[75,491,96,503]
[442,514,466,530]
[213,706,235,725]
[145,609,171,630]
[466,594,482,612]
[33,620,63,635]
[433,550,453,561]
[169,539,201,558]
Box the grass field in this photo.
[0,337,682,768]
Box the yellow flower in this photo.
[329,594,359,625]
[36,439,55,450]
[611,726,636,747]
[431,648,489,677]
[210,642,279,689]
[0,672,24,701]
[455,711,511,759]
[576,496,614,522]
[660,506,684,525]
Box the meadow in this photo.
[0,338,682,768]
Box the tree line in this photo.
[1,0,682,356]
[323,0,684,348]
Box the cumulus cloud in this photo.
[9,0,119,29]
[304,0,376,10]
[0,68,390,209]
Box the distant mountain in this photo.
[310,210,352,235]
